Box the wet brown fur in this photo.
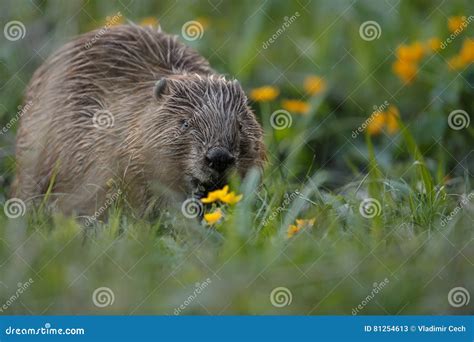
[13,25,265,216]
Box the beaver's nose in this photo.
[206,147,235,173]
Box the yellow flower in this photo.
[201,185,242,205]
[201,185,229,204]
[447,55,466,70]
[287,218,315,238]
[459,38,474,64]
[426,37,442,52]
[304,75,327,95]
[220,192,243,205]
[448,16,467,33]
[396,42,425,62]
[249,86,279,102]
[392,60,418,84]
[281,99,310,114]
[140,17,159,27]
[204,209,222,225]
[385,106,400,134]
[367,112,385,136]
[287,224,300,238]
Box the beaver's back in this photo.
[14,25,213,212]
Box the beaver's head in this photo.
[149,74,265,197]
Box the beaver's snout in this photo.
[205,147,235,173]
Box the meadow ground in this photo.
[0,0,473,314]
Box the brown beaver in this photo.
[13,24,265,216]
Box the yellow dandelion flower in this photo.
[287,224,301,238]
[204,209,222,225]
[426,37,442,52]
[367,112,385,136]
[385,105,400,134]
[287,218,315,238]
[249,86,279,102]
[201,185,229,204]
[140,17,159,27]
[448,16,467,33]
[396,42,425,62]
[303,75,327,96]
[201,185,242,205]
[459,38,474,64]
[220,192,243,205]
[392,60,418,84]
[281,99,310,114]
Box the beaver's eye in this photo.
[238,121,243,131]
[181,120,190,130]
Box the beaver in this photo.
[13,24,265,216]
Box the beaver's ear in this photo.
[153,78,168,100]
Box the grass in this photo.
[0,0,473,315]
